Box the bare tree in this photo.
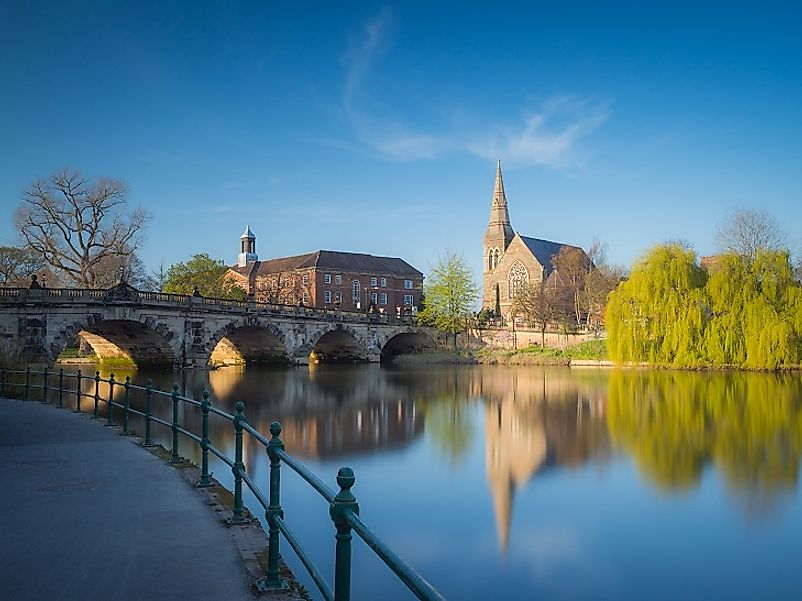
[151,261,168,292]
[551,246,591,326]
[715,209,787,261]
[92,250,155,290]
[511,281,554,347]
[581,240,625,330]
[15,168,149,287]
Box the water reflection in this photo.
[44,363,802,599]
[475,368,611,551]
[608,370,802,511]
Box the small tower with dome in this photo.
[237,225,258,267]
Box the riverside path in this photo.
[0,397,262,601]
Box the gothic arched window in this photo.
[488,247,502,270]
[351,280,361,304]
[508,261,529,300]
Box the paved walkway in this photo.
[0,397,257,601]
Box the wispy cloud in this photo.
[467,96,610,168]
[340,11,609,167]
[341,9,454,161]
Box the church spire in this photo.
[484,160,514,242]
[492,159,506,206]
[483,160,515,282]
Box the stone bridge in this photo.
[0,283,438,368]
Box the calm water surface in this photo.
[70,364,802,600]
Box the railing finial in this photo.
[331,466,359,601]
[335,467,356,503]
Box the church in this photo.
[482,161,588,320]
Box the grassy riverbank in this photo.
[392,339,608,366]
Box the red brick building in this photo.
[227,227,423,313]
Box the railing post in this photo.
[58,368,64,408]
[228,401,246,524]
[24,366,30,401]
[122,376,131,435]
[330,467,360,601]
[258,421,287,590]
[170,384,181,463]
[75,369,83,413]
[42,367,49,404]
[106,374,115,425]
[144,379,153,446]
[197,390,212,487]
[93,371,100,418]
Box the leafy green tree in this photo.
[418,251,479,349]
[163,253,247,299]
[606,243,708,366]
[607,243,802,369]
[0,246,45,286]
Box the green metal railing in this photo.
[0,367,445,601]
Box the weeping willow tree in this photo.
[606,244,708,366]
[706,251,802,368]
[607,244,802,369]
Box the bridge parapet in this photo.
[0,286,415,326]
[0,285,434,367]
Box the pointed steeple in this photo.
[483,160,515,276]
[492,159,506,207]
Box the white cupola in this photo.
[237,225,258,267]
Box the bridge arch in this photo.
[297,324,372,364]
[379,330,437,363]
[208,321,289,367]
[51,316,179,367]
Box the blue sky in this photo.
[1,1,800,281]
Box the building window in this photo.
[404,279,413,289]
[302,273,309,285]
[335,291,342,303]
[380,277,387,287]
[371,276,378,286]
[508,261,529,300]
[404,294,413,305]
[335,275,342,284]
[370,292,378,304]
[324,290,332,303]
[351,280,361,304]
[380,293,387,305]
[324,274,331,284]
[488,247,502,270]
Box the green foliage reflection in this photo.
[607,370,802,498]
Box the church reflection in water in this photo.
[475,368,611,551]
[105,363,802,551]
[192,365,613,551]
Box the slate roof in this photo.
[231,250,421,277]
[519,236,585,274]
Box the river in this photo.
[60,364,802,599]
